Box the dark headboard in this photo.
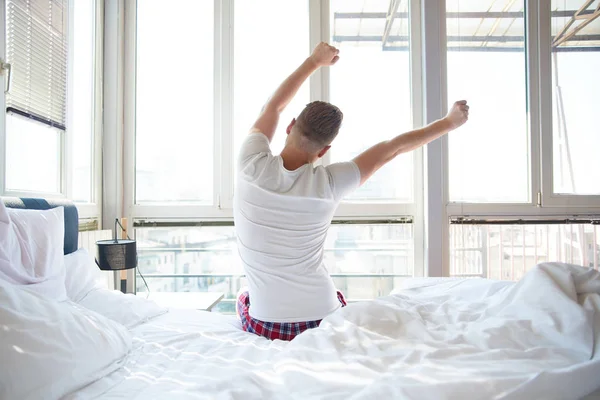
[2,197,79,255]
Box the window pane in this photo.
[551,0,600,195]
[449,223,600,280]
[234,0,309,157]
[5,114,61,193]
[326,223,414,299]
[135,0,213,203]
[71,0,95,203]
[447,0,529,203]
[330,0,413,202]
[135,222,413,314]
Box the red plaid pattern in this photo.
[237,290,347,341]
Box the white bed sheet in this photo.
[68,263,600,400]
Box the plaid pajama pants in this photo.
[237,290,347,341]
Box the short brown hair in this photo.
[294,101,343,150]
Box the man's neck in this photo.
[280,145,313,171]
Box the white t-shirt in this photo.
[234,133,361,322]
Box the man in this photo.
[234,42,469,341]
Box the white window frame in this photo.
[123,0,232,222]
[104,0,124,230]
[315,0,422,239]
[111,0,600,286]
[435,0,600,276]
[435,0,600,221]
[421,0,449,277]
[123,2,423,214]
[332,4,422,276]
[121,0,424,282]
[0,124,66,200]
[1,0,67,200]
[0,0,103,221]
[0,2,6,198]
[441,0,541,219]
[68,0,104,220]
[537,0,600,209]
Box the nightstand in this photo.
[147,291,225,311]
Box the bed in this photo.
[2,198,600,400]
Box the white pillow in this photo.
[63,246,167,328]
[79,288,168,329]
[0,281,132,400]
[0,202,67,301]
[64,248,105,302]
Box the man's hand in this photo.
[445,100,469,130]
[309,42,340,67]
[353,99,470,185]
[250,46,333,141]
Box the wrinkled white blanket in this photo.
[71,262,600,400]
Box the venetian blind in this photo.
[6,0,68,130]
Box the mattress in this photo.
[68,263,600,400]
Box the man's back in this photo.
[234,133,360,322]
[233,42,467,338]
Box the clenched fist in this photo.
[309,42,340,67]
[446,100,469,130]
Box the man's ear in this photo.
[317,145,331,158]
[286,118,296,135]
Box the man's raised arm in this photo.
[250,42,340,142]
[353,101,470,185]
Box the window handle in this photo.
[1,59,12,94]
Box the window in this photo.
[550,0,600,195]
[135,222,413,314]
[449,221,600,279]
[2,0,99,205]
[327,222,414,299]
[5,115,62,193]
[135,0,214,204]
[4,0,68,195]
[446,0,530,203]
[445,0,600,278]
[70,0,96,202]
[125,0,600,298]
[330,0,414,203]
[135,224,242,314]
[233,0,310,157]
[128,1,419,299]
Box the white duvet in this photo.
[70,262,600,400]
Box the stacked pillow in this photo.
[0,201,166,399]
[0,201,67,300]
[0,279,132,400]
[0,200,167,325]
[64,247,167,328]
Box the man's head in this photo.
[286,101,343,160]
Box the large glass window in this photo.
[551,0,600,195]
[135,225,240,313]
[449,221,600,279]
[135,222,413,313]
[128,0,600,296]
[233,0,310,157]
[132,2,416,306]
[4,0,67,195]
[327,223,414,298]
[446,0,530,203]
[71,0,96,202]
[5,115,62,193]
[135,0,214,204]
[329,0,414,203]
